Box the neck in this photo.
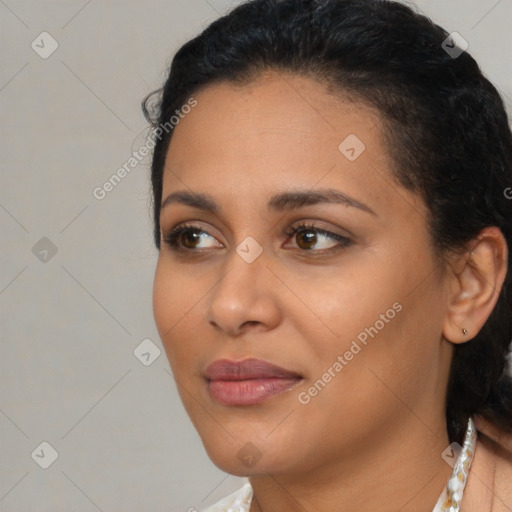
[248,414,453,512]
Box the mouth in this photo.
[204,358,303,406]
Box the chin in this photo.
[199,432,294,477]
[207,453,279,477]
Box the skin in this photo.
[152,70,508,512]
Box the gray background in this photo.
[1,1,511,511]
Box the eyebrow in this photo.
[160,188,377,216]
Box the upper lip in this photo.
[204,358,302,381]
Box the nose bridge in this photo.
[217,232,268,295]
[205,246,280,335]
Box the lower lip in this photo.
[207,378,301,406]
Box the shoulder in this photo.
[201,482,253,512]
[464,416,512,511]
[479,429,512,511]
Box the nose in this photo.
[204,252,282,337]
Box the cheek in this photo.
[152,258,211,383]
[152,260,173,338]
[298,252,438,391]
[292,259,401,361]
[153,257,200,330]
[153,260,190,365]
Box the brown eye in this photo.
[180,229,202,249]
[285,223,352,253]
[163,224,222,251]
[295,230,318,250]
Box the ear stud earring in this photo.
[462,328,468,335]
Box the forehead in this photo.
[168,70,379,156]
[161,71,426,222]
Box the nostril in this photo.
[242,321,259,327]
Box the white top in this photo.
[202,417,476,512]
[202,482,253,512]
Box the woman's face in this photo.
[153,71,454,476]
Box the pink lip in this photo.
[204,358,303,406]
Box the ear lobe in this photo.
[442,226,508,345]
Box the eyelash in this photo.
[284,222,352,253]
[163,221,352,255]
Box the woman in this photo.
[143,0,512,510]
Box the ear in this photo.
[443,226,508,344]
